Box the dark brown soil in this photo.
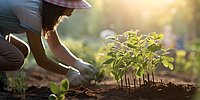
[0,69,199,100]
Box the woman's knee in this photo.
[7,34,30,58]
[11,53,25,70]
[0,38,25,71]
[2,50,25,71]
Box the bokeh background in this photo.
[19,0,200,82]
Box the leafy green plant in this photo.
[49,78,69,100]
[103,30,174,82]
[8,72,27,94]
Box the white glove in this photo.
[65,69,89,87]
[59,63,89,87]
[74,59,98,81]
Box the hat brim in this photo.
[44,0,91,9]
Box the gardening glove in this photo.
[59,63,89,86]
[74,59,98,82]
[65,66,89,87]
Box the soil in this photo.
[0,68,199,100]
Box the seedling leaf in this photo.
[137,67,144,77]
[58,94,65,100]
[50,82,60,94]
[168,63,174,70]
[103,58,115,64]
[162,59,173,70]
[127,43,137,49]
[147,44,161,52]
[162,56,174,62]
[96,69,105,82]
[60,79,69,93]
[107,52,116,57]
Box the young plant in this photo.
[49,78,69,100]
[103,30,174,82]
[94,69,105,84]
[8,72,27,94]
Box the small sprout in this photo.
[49,78,69,100]
[95,69,105,84]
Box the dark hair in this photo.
[42,1,66,32]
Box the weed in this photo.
[8,72,27,94]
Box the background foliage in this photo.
[21,0,200,80]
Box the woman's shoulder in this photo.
[12,0,42,9]
[11,0,43,35]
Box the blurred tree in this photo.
[185,0,200,38]
[57,0,104,39]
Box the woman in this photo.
[0,0,97,88]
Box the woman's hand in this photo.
[65,69,89,87]
[59,63,89,86]
[74,59,98,82]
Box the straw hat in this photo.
[43,0,91,9]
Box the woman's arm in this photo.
[44,30,98,81]
[26,29,69,75]
[26,30,89,86]
[44,30,78,67]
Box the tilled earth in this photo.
[0,69,199,100]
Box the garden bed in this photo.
[0,69,199,100]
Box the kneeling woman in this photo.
[0,0,97,88]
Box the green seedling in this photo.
[103,30,174,82]
[95,69,105,84]
[8,72,27,94]
[49,78,69,100]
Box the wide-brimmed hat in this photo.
[43,0,91,9]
